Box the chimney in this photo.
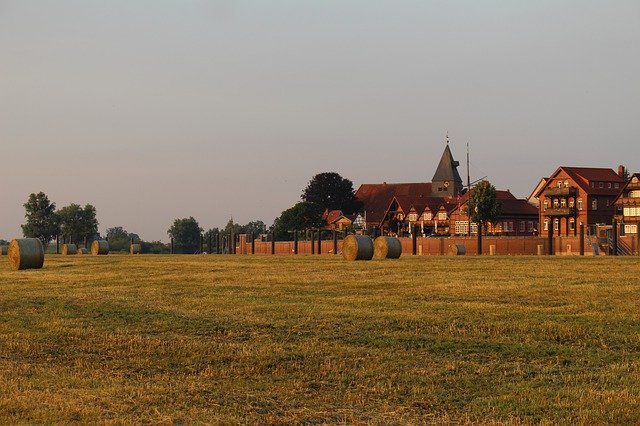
[618,165,626,178]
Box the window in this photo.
[553,199,559,208]
[543,219,549,231]
[408,213,418,222]
[438,212,447,221]
[554,219,559,231]
[599,182,604,188]
[624,224,638,234]
[591,182,595,188]
[564,180,569,188]
[397,213,404,220]
[592,199,597,210]
[543,200,548,211]
[569,199,575,208]
[470,223,478,234]
[615,183,619,189]
[424,212,433,221]
[561,199,566,208]
[528,221,535,232]
[519,221,526,232]
[455,221,469,234]
[578,199,583,210]
[569,219,575,231]
[608,182,612,188]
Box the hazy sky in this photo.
[1,1,638,242]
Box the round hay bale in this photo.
[61,243,77,256]
[7,238,44,271]
[130,244,141,255]
[342,235,374,261]
[77,248,89,255]
[373,236,402,259]
[91,240,109,256]
[0,245,7,255]
[447,244,466,256]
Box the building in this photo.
[533,166,626,236]
[354,143,536,236]
[354,144,463,235]
[449,190,539,236]
[614,172,640,235]
[322,209,353,231]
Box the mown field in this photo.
[1,254,639,424]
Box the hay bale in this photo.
[0,245,7,255]
[61,243,77,255]
[7,238,44,271]
[91,240,109,256]
[342,235,374,261]
[77,248,89,255]
[447,244,466,256]
[373,236,402,259]
[130,244,141,255]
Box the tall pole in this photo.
[317,229,322,255]
[477,220,482,255]
[579,223,585,256]
[547,221,553,255]
[412,225,417,255]
[294,230,298,255]
[251,232,255,255]
[333,230,337,255]
[271,232,276,255]
[311,231,315,255]
[170,237,174,254]
[56,235,59,254]
[467,142,471,237]
[612,218,618,256]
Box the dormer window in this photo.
[599,182,604,188]
[557,181,562,188]
[564,180,569,188]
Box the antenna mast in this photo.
[467,142,471,237]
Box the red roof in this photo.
[451,190,537,217]
[535,166,625,197]
[355,183,434,224]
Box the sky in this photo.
[1,0,639,242]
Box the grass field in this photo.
[1,254,639,424]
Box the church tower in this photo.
[431,140,463,198]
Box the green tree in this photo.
[301,172,362,214]
[106,226,141,252]
[58,204,99,244]
[272,202,326,240]
[467,180,501,255]
[167,217,203,254]
[21,192,59,247]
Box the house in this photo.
[449,190,539,236]
[354,143,536,236]
[614,171,640,235]
[354,144,463,235]
[533,166,626,236]
[322,209,353,231]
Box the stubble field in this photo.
[1,254,639,424]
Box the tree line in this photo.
[11,172,499,253]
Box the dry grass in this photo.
[1,254,639,424]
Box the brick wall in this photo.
[235,235,638,256]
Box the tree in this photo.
[167,217,203,254]
[58,204,99,244]
[21,192,59,247]
[106,226,141,252]
[467,180,501,255]
[272,202,326,240]
[301,172,362,214]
